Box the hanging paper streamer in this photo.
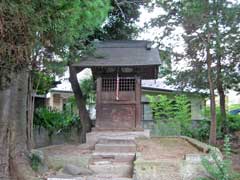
[116,72,119,100]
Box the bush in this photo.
[204,105,240,135]
[147,94,191,136]
[29,153,42,172]
[198,136,240,180]
[34,107,80,140]
[192,120,210,142]
[228,114,240,132]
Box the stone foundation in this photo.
[86,130,150,147]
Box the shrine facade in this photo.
[73,40,161,131]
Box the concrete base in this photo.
[86,130,150,147]
[89,163,133,178]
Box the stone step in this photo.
[48,176,132,180]
[95,144,136,153]
[92,152,135,163]
[47,176,84,180]
[87,176,132,180]
[98,138,135,145]
[134,173,181,180]
[89,163,133,178]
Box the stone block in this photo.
[92,152,135,163]
[95,144,136,153]
[89,163,133,177]
[86,130,150,146]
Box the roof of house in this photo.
[48,78,206,97]
[72,40,161,68]
[142,79,177,92]
[142,79,208,96]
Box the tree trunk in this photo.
[0,69,36,180]
[69,65,91,143]
[216,58,228,134]
[206,44,217,145]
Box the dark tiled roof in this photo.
[73,40,161,67]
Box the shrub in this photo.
[198,136,240,180]
[147,94,191,136]
[204,105,240,135]
[34,107,80,141]
[228,114,240,132]
[29,153,42,172]
[192,120,210,142]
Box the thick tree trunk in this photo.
[0,69,36,180]
[206,45,217,145]
[216,58,228,134]
[69,65,91,143]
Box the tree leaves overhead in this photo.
[147,0,240,93]
[93,0,141,40]
[0,0,110,89]
[32,0,110,52]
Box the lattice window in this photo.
[119,78,135,91]
[102,77,135,92]
[102,78,116,91]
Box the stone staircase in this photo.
[48,131,150,180]
[88,138,136,180]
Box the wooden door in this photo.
[96,77,140,130]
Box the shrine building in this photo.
[73,40,161,131]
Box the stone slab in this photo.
[95,144,136,153]
[98,139,135,145]
[92,152,135,163]
[86,130,150,146]
[89,163,133,177]
[47,176,85,180]
[87,177,132,180]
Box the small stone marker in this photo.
[184,154,202,163]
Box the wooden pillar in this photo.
[135,76,142,130]
[95,77,102,129]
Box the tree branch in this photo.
[114,0,126,20]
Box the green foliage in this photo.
[204,106,224,138]
[229,104,240,111]
[175,95,191,135]
[0,0,110,88]
[80,77,96,105]
[204,106,240,134]
[198,136,240,180]
[191,120,210,142]
[32,71,55,94]
[93,0,140,40]
[146,0,240,93]
[34,107,80,138]
[147,94,191,136]
[29,154,42,172]
[147,95,175,121]
[228,114,240,132]
[34,0,110,51]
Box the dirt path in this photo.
[136,137,203,160]
[135,137,205,180]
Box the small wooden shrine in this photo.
[73,40,161,131]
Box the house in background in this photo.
[141,79,206,129]
[47,89,74,111]
[45,78,206,130]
